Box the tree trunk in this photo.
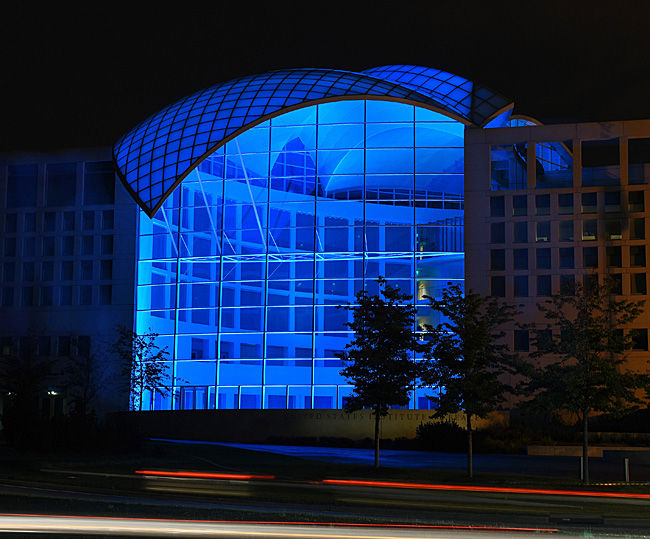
[467,413,473,478]
[582,409,589,485]
[374,410,380,468]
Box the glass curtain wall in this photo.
[135,100,465,410]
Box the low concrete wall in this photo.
[603,449,650,464]
[528,445,650,458]
[108,409,509,443]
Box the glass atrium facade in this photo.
[135,99,465,410]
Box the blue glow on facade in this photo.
[134,100,467,411]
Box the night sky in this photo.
[3,2,650,152]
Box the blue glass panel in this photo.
[366,148,414,174]
[415,148,463,173]
[415,123,464,146]
[366,100,414,122]
[271,106,316,126]
[176,361,217,385]
[317,124,365,150]
[366,124,414,148]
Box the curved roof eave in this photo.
[113,67,513,217]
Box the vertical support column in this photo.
[620,136,629,186]
[527,141,536,189]
[573,138,582,189]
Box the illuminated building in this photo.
[3,66,648,417]
[112,66,513,410]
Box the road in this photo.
[0,514,570,537]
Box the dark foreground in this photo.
[1,440,650,537]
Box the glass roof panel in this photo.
[114,66,512,216]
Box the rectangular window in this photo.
[79,285,92,305]
[513,275,528,297]
[605,219,622,240]
[61,261,73,281]
[631,329,648,351]
[59,286,72,305]
[83,161,115,205]
[81,260,93,281]
[606,246,622,268]
[490,222,505,244]
[490,196,505,217]
[5,214,17,233]
[631,245,646,267]
[629,191,644,212]
[513,248,528,270]
[61,236,74,256]
[23,213,36,232]
[43,212,56,232]
[62,211,75,231]
[631,218,645,240]
[513,222,527,243]
[490,249,505,271]
[604,191,621,212]
[82,236,94,256]
[82,211,94,231]
[100,260,112,280]
[514,329,530,352]
[582,219,598,241]
[513,195,527,216]
[42,237,54,256]
[102,210,114,230]
[535,194,550,216]
[631,273,647,295]
[4,238,16,257]
[7,164,38,208]
[21,287,33,306]
[558,193,573,214]
[46,162,76,206]
[1,288,14,307]
[559,220,574,242]
[491,276,505,297]
[22,262,34,281]
[101,235,113,255]
[583,246,599,268]
[559,247,574,269]
[582,138,620,186]
[41,261,54,281]
[582,192,597,213]
[610,273,623,295]
[537,275,552,296]
[584,273,599,292]
[536,221,550,242]
[560,274,575,293]
[536,248,551,269]
[2,262,15,283]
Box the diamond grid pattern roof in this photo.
[113,67,513,217]
[362,65,513,128]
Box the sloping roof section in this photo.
[113,67,513,217]
[362,65,513,128]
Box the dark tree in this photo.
[66,336,108,417]
[0,334,56,448]
[421,283,521,478]
[113,325,173,411]
[525,278,644,484]
[336,277,419,468]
